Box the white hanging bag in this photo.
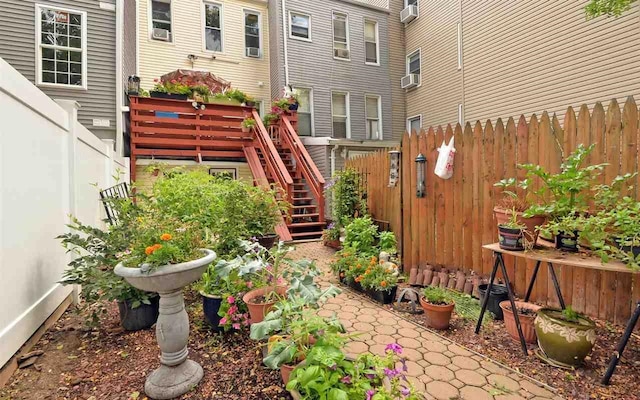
[434,137,456,179]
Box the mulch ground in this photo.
[0,289,291,400]
[389,283,640,400]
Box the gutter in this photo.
[115,0,124,156]
[281,0,290,85]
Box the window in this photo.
[405,0,418,6]
[151,0,171,38]
[204,2,222,52]
[331,92,350,138]
[254,100,264,118]
[365,95,382,140]
[364,19,378,65]
[407,49,421,76]
[36,5,86,88]
[294,88,313,136]
[290,12,310,41]
[244,10,261,56]
[407,115,422,134]
[332,12,349,59]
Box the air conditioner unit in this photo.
[334,48,350,59]
[400,4,418,24]
[401,74,420,89]
[246,47,260,58]
[152,28,171,41]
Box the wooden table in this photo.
[475,243,640,384]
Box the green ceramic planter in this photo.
[534,308,596,367]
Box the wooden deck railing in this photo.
[280,116,326,220]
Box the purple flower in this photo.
[384,367,399,378]
[329,363,337,371]
[385,343,403,354]
[400,358,408,372]
[401,387,410,396]
[366,389,376,400]
[365,373,376,380]
[340,375,351,384]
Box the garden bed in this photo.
[0,292,291,400]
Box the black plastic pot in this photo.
[257,233,279,249]
[614,237,640,258]
[118,296,159,331]
[348,280,364,292]
[201,292,224,332]
[478,284,509,320]
[368,286,398,304]
[150,91,188,100]
[289,103,299,111]
[498,225,525,251]
[555,231,579,252]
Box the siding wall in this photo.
[0,0,118,140]
[388,0,406,138]
[462,0,640,124]
[123,0,137,84]
[137,0,271,105]
[404,0,463,128]
[269,0,397,141]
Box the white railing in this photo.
[0,58,129,368]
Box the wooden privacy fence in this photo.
[346,150,402,254]
[354,96,640,325]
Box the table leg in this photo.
[547,262,566,310]
[475,252,499,335]
[602,301,640,385]
[499,254,529,356]
[524,260,541,302]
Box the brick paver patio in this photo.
[292,242,562,400]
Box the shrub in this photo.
[326,168,367,227]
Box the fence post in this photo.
[54,99,81,305]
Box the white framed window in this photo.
[457,22,462,70]
[36,4,87,89]
[331,91,350,139]
[244,10,261,57]
[289,11,311,41]
[203,2,222,52]
[364,19,379,65]
[405,0,418,7]
[332,12,349,60]
[294,87,313,136]
[407,115,422,134]
[365,95,382,140]
[407,49,421,76]
[150,0,172,41]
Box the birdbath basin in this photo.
[115,249,216,399]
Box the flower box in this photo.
[348,280,364,293]
[367,286,398,304]
[150,91,188,100]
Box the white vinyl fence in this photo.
[0,58,129,367]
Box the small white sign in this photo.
[92,119,111,127]
[99,2,116,11]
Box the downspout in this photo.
[281,0,290,85]
[115,0,124,156]
[330,144,340,177]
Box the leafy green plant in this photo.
[421,286,492,323]
[378,231,397,254]
[200,266,253,331]
[422,286,450,305]
[263,112,279,126]
[151,78,192,95]
[241,117,256,129]
[322,222,341,242]
[585,0,636,18]
[327,168,367,227]
[360,263,400,292]
[561,306,580,323]
[344,216,378,256]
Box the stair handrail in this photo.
[251,110,293,203]
[280,116,326,220]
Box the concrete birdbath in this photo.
[115,249,216,399]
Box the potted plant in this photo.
[263,112,279,127]
[361,262,400,304]
[287,342,425,399]
[499,300,541,344]
[190,84,211,102]
[149,78,192,100]
[114,216,215,399]
[241,117,256,133]
[496,201,528,251]
[343,255,368,292]
[199,264,251,332]
[286,92,300,111]
[543,214,583,252]
[419,286,455,330]
[535,306,596,367]
[326,168,367,228]
[58,206,159,331]
[494,180,546,245]
[245,185,290,249]
[322,222,341,249]
[329,249,358,284]
[244,95,256,108]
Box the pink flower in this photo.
[277,277,285,285]
[227,296,235,304]
[232,323,241,330]
[219,317,227,325]
[153,78,159,82]
[243,319,250,326]
[228,305,238,314]
[246,281,253,288]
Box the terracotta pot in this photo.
[242,286,287,324]
[499,300,541,344]
[323,239,341,249]
[419,297,455,330]
[280,363,297,384]
[494,207,546,244]
[535,308,596,367]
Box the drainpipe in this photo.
[281,0,290,86]
[330,144,340,177]
[115,0,124,156]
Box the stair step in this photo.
[293,190,308,194]
[291,213,320,219]
[293,197,313,202]
[293,204,317,209]
[290,231,324,239]
[288,221,325,228]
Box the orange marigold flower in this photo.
[365,269,371,275]
[152,244,163,251]
[145,246,155,255]
[160,233,172,241]
[380,281,388,287]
